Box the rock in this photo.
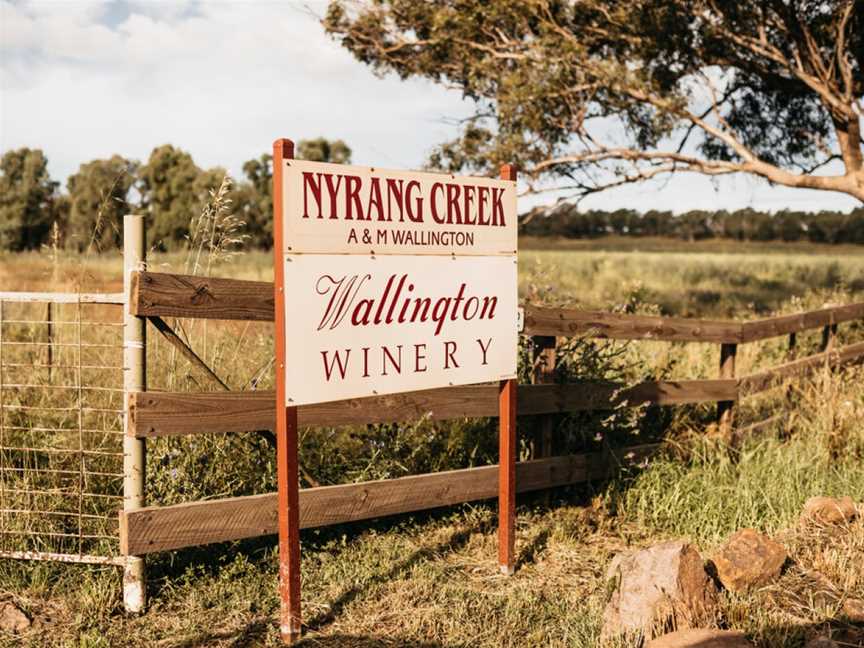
[710,528,787,592]
[602,540,718,642]
[801,496,858,525]
[842,597,864,622]
[646,629,754,648]
[0,601,31,633]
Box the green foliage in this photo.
[148,432,276,507]
[0,137,357,253]
[614,369,864,543]
[135,147,271,251]
[185,175,250,275]
[297,137,352,165]
[238,154,274,249]
[325,1,864,201]
[234,139,353,249]
[138,144,201,250]
[0,148,59,251]
[65,155,137,252]
[2,248,864,646]
[521,205,864,245]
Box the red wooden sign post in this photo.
[271,138,518,643]
[273,138,301,644]
[498,164,517,576]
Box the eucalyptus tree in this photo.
[325,1,863,202]
[138,145,201,249]
[65,155,137,251]
[236,139,354,248]
[0,148,58,251]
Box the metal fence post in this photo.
[46,302,53,381]
[123,214,146,613]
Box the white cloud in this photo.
[0,1,36,50]
[1,0,471,183]
[0,0,856,213]
[123,0,197,23]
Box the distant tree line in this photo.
[519,204,864,245]
[5,140,863,251]
[0,138,351,252]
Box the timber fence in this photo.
[2,216,863,614]
[120,270,864,558]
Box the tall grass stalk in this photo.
[167,175,248,388]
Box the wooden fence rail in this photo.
[131,271,864,344]
[128,380,737,439]
[126,342,864,442]
[738,340,864,396]
[523,307,741,343]
[120,340,864,554]
[120,444,657,555]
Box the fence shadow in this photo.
[164,620,447,648]
[304,519,481,632]
[297,635,445,647]
[754,619,863,648]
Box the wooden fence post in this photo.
[273,138,302,644]
[123,214,147,613]
[531,336,557,459]
[498,163,518,576]
[821,324,838,353]
[498,377,517,575]
[717,343,737,437]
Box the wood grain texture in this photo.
[272,136,301,643]
[498,378,517,573]
[531,336,557,460]
[129,380,737,438]
[523,306,742,343]
[120,444,658,555]
[740,303,864,342]
[128,385,498,438]
[717,343,738,436]
[738,341,864,396]
[131,271,274,321]
[128,271,863,345]
[516,380,738,414]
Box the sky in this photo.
[0,0,859,214]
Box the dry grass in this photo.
[0,364,860,648]
[0,237,863,647]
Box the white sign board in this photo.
[280,160,517,405]
[281,160,517,256]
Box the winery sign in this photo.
[278,159,518,405]
[271,140,520,644]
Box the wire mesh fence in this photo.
[0,295,126,565]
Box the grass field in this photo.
[7,236,864,317]
[0,238,863,647]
